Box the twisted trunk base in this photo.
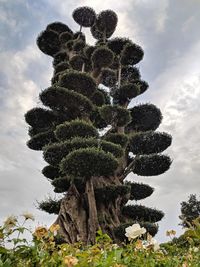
[54,176,128,244]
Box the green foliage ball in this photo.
[90,89,106,107]
[27,130,56,151]
[133,154,172,176]
[59,71,96,97]
[55,119,99,141]
[100,105,131,127]
[121,43,144,65]
[59,31,73,44]
[129,131,172,155]
[135,80,149,94]
[60,147,118,177]
[91,24,114,40]
[103,133,129,147]
[95,185,131,202]
[37,30,60,56]
[73,40,86,52]
[91,47,114,69]
[25,108,56,128]
[52,177,71,192]
[38,198,61,214]
[53,51,69,67]
[96,10,118,35]
[72,6,96,27]
[128,182,154,201]
[100,68,117,87]
[40,86,94,115]
[46,22,73,34]
[108,38,131,55]
[42,165,60,180]
[54,62,69,74]
[122,204,164,223]
[121,66,141,83]
[126,104,163,132]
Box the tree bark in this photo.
[85,176,99,244]
[54,184,88,243]
[54,175,128,244]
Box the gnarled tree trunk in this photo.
[55,175,129,243]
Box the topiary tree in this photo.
[25,6,172,244]
[179,194,200,228]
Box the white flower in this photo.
[4,215,17,229]
[151,238,160,251]
[125,224,146,240]
[21,212,35,221]
[142,237,160,251]
[193,247,199,253]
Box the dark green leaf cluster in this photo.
[91,24,114,40]
[121,43,144,65]
[46,22,73,35]
[90,108,108,129]
[54,62,69,75]
[37,22,73,56]
[60,147,118,177]
[127,182,154,201]
[55,119,98,141]
[90,89,106,107]
[73,40,86,52]
[52,177,71,192]
[129,131,172,155]
[101,141,123,158]
[121,66,141,82]
[126,104,163,132]
[28,126,51,137]
[99,105,131,127]
[69,55,85,71]
[91,47,114,68]
[73,7,96,27]
[59,31,73,44]
[37,30,60,56]
[98,88,111,105]
[42,165,60,180]
[25,108,56,128]
[44,137,123,166]
[95,185,131,203]
[38,198,62,214]
[53,51,69,67]
[53,177,86,193]
[40,86,94,115]
[135,80,149,94]
[103,133,129,148]
[112,83,139,105]
[122,204,164,223]
[134,154,172,176]
[59,71,96,97]
[100,68,117,87]
[95,10,118,37]
[73,32,86,42]
[108,38,131,55]
[84,45,96,58]
[27,130,56,151]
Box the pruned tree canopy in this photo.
[26,5,172,244]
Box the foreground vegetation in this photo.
[0,214,200,267]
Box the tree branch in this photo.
[120,159,135,181]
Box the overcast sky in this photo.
[0,0,200,243]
